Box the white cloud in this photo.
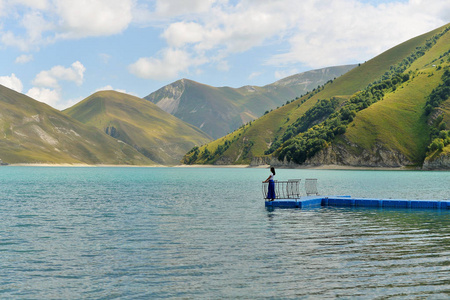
[95,85,120,92]
[163,22,205,47]
[26,87,60,107]
[54,0,133,38]
[203,1,294,53]
[1,32,28,51]
[130,1,295,80]
[154,0,216,17]
[1,10,54,51]
[128,0,450,81]
[159,1,294,54]
[2,0,450,85]
[13,0,49,10]
[160,0,448,71]
[0,0,5,17]
[267,0,449,68]
[0,73,24,93]
[27,61,86,108]
[33,61,86,88]
[0,0,134,50]
[129,48,197,80]
[15,54,33,64]
[94,85,137,96]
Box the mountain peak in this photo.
[146,79,188,115]
[144,65,357,139]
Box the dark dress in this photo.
[267,175,275,200]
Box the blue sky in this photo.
[0,0,449,110]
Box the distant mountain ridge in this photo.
[145,65,357,139]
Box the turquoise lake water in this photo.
[0,166,449,299]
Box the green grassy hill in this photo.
[184,23,450,169]
[64,91,211,165]
[145,65,356,139]
[0,85,153,165]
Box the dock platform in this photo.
[263,179,449,210]
[265,196,450,209]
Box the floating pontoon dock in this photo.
[263,179,450,209]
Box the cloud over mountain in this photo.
[0,0,449,110]
[0,73,23,93]
[32,61,85,88]
[127,0,450,81]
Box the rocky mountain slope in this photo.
[145,65,356,139]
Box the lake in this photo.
[0,167,449,299]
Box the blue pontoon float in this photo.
[263,179,450,209]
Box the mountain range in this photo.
[183,23,450,169]
[2,23,450,169]
[0,63,357,165]
[145,65,356,139]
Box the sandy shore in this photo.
[5,163,415,170]
[7,163,260,168]
[173,164,266,168]
[8,163,162,167]
[290,164,412,170]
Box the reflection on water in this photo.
[0,167,449,299]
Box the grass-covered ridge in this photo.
[0,85,153,165]
[64,90,211,165]
[183,23,450,168]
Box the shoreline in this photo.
[6,163,255,168]
[2,163,431,171]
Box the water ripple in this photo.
[0,167,449,299]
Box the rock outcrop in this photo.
[423,151,450,169]
[305,143,412,167]
[249,143,413,168]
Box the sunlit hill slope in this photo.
[0,85,152,165]
[183,24,450,169]
[64,91,211,165]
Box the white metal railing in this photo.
[262,179,301,199]
[305,178,318,196]
[262,178,319,199]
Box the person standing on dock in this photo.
[263,167,276,201]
